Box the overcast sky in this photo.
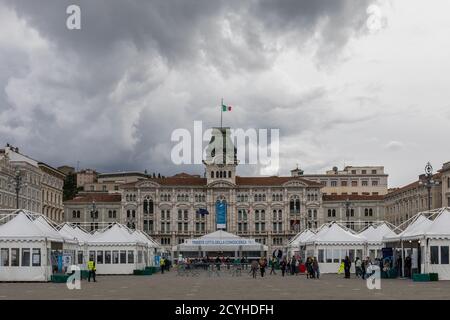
[0,0,449,187]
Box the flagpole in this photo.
[220,98,223,128]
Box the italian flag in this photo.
[222,103,232,112]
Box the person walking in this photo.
[344,256,351,279]
[160,257,165,274]
[251,259,259,279]
[259,256,267,278]
[312,257,320,279]
[280,258,287,277]
[305,257,311,279]
[87,258,96,282]
[270,257,277,275]
[290,256,296,275]
[405,254,412,278]
[355,257,362,278]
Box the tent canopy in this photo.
[423,208,450,239]
[359,223,397,244]
[89,224,146,246]
[288,229,316,247]
[0,211,64,242]
[306,223,366,245]
[384,215,433,242]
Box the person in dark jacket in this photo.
[290,256,296,275]
[344,256,351,279]
[312,257,320,279]
[280,258,287,277]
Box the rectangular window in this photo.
[372,170,377,174]
[331,181,337,187]
[77,251,83,265]
[372,180,378,186]
[128,251,134,264]
[356,249,363,260]
[349,249,355,262]
[21,248,30,267]
[138,251,143,263]
[32,248,41,267]
[441,246,449,264]
[362,181,368,186]
[89,251,95,261]
[318,249,324,263]
[11,248,19,266]
[178,223,182,232]
[184,223,188,232]
[105,251,111,264]
[112,251,119,264]
[351,181,358,187]
[341,181,347,187]
[96,251,104,264]
[430,246,439,264]
[332,249,340,263]
[1,248,9,266]
[120,250,127,264]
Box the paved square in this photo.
[0,270,449,300]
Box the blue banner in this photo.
[215,200,227,229]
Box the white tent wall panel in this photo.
[425,239,450,280]
[306,244,366,274]
[0,240,51,282]
[86,245,146,275]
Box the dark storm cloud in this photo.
[0,0,375,175]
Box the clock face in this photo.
[425,163,433,175]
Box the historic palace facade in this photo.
[65,127,386,253]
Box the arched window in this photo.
[332,209,336,217]
[369,208,373,217]
[211,171,214,178]
[219,171,223,178]
[365,208,369,217]
[289,197,300,214]
[228,171,231,178]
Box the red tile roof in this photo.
[64,193,121,204]
[385,173,441,198]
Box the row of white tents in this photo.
[287,207,450,279]
[0,210,163,281]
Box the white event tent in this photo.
[287,229,315,258]
[1,210,162,280]
[172,230,268,260]
[383,208,450,280]
[359,223,397,260]
[0,211,72,281]
[87,224,148,274]
[304,222,366,274]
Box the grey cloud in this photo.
[0,0,376,176]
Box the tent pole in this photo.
[401,240,405,278]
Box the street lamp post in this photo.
[419,162,439,211]
[344,198,351,229]
[8,169,27,210]
[90,200,98,231]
